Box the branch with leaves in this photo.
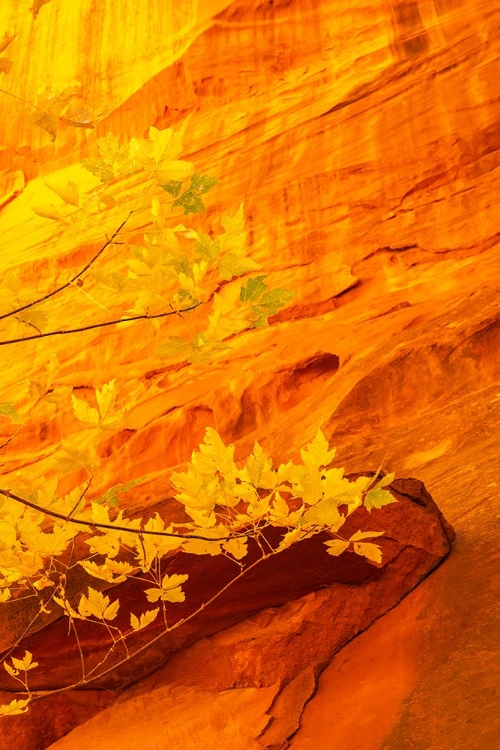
[0,125,394,715]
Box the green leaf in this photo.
[363,487,397,513]
[173,191,205,215]
[240,275,267,302]
[373,472,395,489]
[189,173,218,194]
[158,336,192,359]
[257,288,295,316]
[194,233,220,262]
[0,402,21,422]
[219,253,261,281]
[161,180,183,198]
[17,305,48,332]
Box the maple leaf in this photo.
[30,82,80,140]
[277,528,308,552]
[0,402,21,422]
[269,491,290,520]
[192,427,237,477]
[83,132,136,182]
[353,542,383,563]
[182,537,222,556]
[96,379,121,427]
[44,179,79,206]
[57,440,93,474]
[219,253,261,281]
[22,523,77,557]
[222,536,248,560]
[363,486,396,513]
[31,204,73,223]
[301,430,336,469]
[79,559,134,583]
[130,608,159,632]
[78,587,119,620]
[71,393,99,427]
[324,539,350,557]
[11,651,38,672]
[238,442,275,489]
[16,305,48,332]
[30,111,58,141]
[207,288,255,341]
[240,275,267,302]
[0,698,31,716]
[349,530,385,542]
[301,500,344,531]
[145,573,188,603]
[217,203,248,255]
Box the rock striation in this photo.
[0,0,498,748]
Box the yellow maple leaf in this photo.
[145,573,188,603]
[71,394,99,427]
[130,608,159,631]
[0,698,31,716]
[324,539,350,557]
[78,587,119,620]
[353,542,383,564]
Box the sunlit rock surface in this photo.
[0,0,499,748]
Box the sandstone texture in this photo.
[0,0,499,748]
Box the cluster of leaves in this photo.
[0,422,395,714]
[0,124,394,716]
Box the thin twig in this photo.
[0,302,201,346]
[30,547,275,699]
[0,489,247,543]
[0,217,129,323]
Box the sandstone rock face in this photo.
[0,0,499,748]
[0,477,453,698]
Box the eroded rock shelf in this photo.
[0,0,499,748]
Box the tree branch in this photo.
[0,302,202,346]
[0,217,129,323]
[0,488,246,543]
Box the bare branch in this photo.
[0,217,129,323]
[0,302,201,347]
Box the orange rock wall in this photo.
[0,0,499,748]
